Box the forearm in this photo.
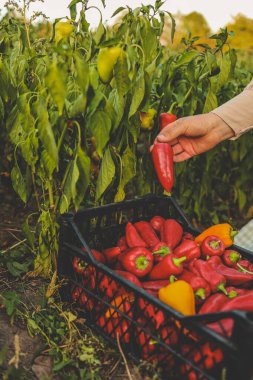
[211,79,253,140]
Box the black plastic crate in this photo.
[58,195,253,380]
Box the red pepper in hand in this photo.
[117,236,128,252]
[120,247,153,278]
[199,293,229,314]
[150,216,165,233]
[149,255,186,280]
[152,241,172,263]
[159,112,177,130]
[151,143,174,193]
[223,250,241,267]
[201,235,225,258]
[134,221,160,247]
[161,219,183,249]
[178,269,211,302]
[194,260,227,294]
[125,222,147,248]
[174,240,200,262]
[114,270,142,288]
[103,247,121,265]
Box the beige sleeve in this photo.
[211,78,253,140]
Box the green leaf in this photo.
[0,96,4,119]
[2,291,20,317]
[175,50,199,67]
[69,93,87,118]
[59,158,79,214]
[115,147,136,202]
[114,52,130,97]
[217,55,231,91]
[111,7,125,17]
[93,21,105,45]
[40,149,57,178]
[96,148,115,200]
[21,218,36,249]
[166,12,176,43]
[68,0,81,20]
[7,261,30,277]
[108,89,125,131]
[46,63,66,116]
[74,53,90,95]
[88,110,111,157]
[35,98,58,167]
[140,18,157,63]
[129,72,145,118]
[11,164,29,203]
[238,189,246,211]
[75,147,91,209]
[203,84,218,113]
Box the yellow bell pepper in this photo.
[97,47,122,83]
[139,108,157,131]
[158,280,196,316]
[195,223,237,248]
[55,21,75,43]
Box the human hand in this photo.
[153,113,235,162]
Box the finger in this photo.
[150,144,154,152]
[170,138,178,146]
[173,151,193,162]
[172,143,184,155]
[157,121,186,143]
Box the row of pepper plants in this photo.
[0,0,252,277]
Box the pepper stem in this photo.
[169,275,176,283]
[228,290,238,299]
[217,283,227,295]
[152,246,171,256]
[195,288,206,300]
[229,251,240,264]
[172,256,186,267]
[230,230,238,239]
[209,240,221,250]
[135,255,149,270]
[236,263,253,275]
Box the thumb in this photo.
[157,119,186,143]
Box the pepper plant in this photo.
[0,0,251,276]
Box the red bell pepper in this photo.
[201,235,225,258]
[114,270,142,288]
[142,280,170,292]
[138,298,165,329]
[209,259,253,286]
[135,318,157,358]
[99,274,118,298]
[119,247,153,278]
[125,222,147,248]
[183,232,195,241]
[81,247,106,264]
[193,342,223,370]
[149,255,186,280]
[97,315,130,344]
[71,286,94,311]
[72,256,87,274]
[152,241,172,263]
[194,260,227,294]
[188,259,200,276]
[199,293,229,314]
[151,143,174,193]
[134,221,160,247]
[226,286,250,298]
[103,246,121,265]
[178,269,211,302]
[105,294,134,319]
[174,240,200,262]
[223,250,241,267]
[236,259,253,274]
[160,325,178,347]
[150,216,165,233]
[114,261,124,270]
[159,112,177,130]
[117,236,128,252]
[206,255,223,266]
[161,219,183,249]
